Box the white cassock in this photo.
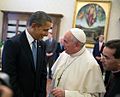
[50,46,106,97]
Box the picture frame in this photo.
[72,0,112,48]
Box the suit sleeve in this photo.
[2,39,24,97]
[92,43,98,58]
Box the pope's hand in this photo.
[51,87,65,97]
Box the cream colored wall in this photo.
[107,0,120,40]
[0,0,120,42]
[0,0,75,39]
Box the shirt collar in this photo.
[25,29,34,45]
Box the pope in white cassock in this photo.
[49,28,106,97]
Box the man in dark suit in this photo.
[55,38,64,60]
[45,30,57,79]
[93,34,104,74]
[101,39,120,97]
[2,11,52,97]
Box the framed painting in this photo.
[72,0,112,48]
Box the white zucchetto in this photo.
[70,28,86,43]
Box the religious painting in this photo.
[73,0,112,48]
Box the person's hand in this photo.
[51,87,65,97]
[0,85,13,97]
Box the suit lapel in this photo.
[20,31,35,71]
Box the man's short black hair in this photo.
[105,39,120,59]
[27,11,52,26]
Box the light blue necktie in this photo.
[32,40,37,69]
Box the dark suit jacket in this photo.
[2,31,47,97]
[93,41,104,58]
[45,38,57,60]
[104,72,120,97]
[55,42,64,60]
[93,41,104,73]
[45,39,57,54]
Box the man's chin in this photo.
[65,51,72,55]
[38,36,44,40]
[65,50,68,54]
